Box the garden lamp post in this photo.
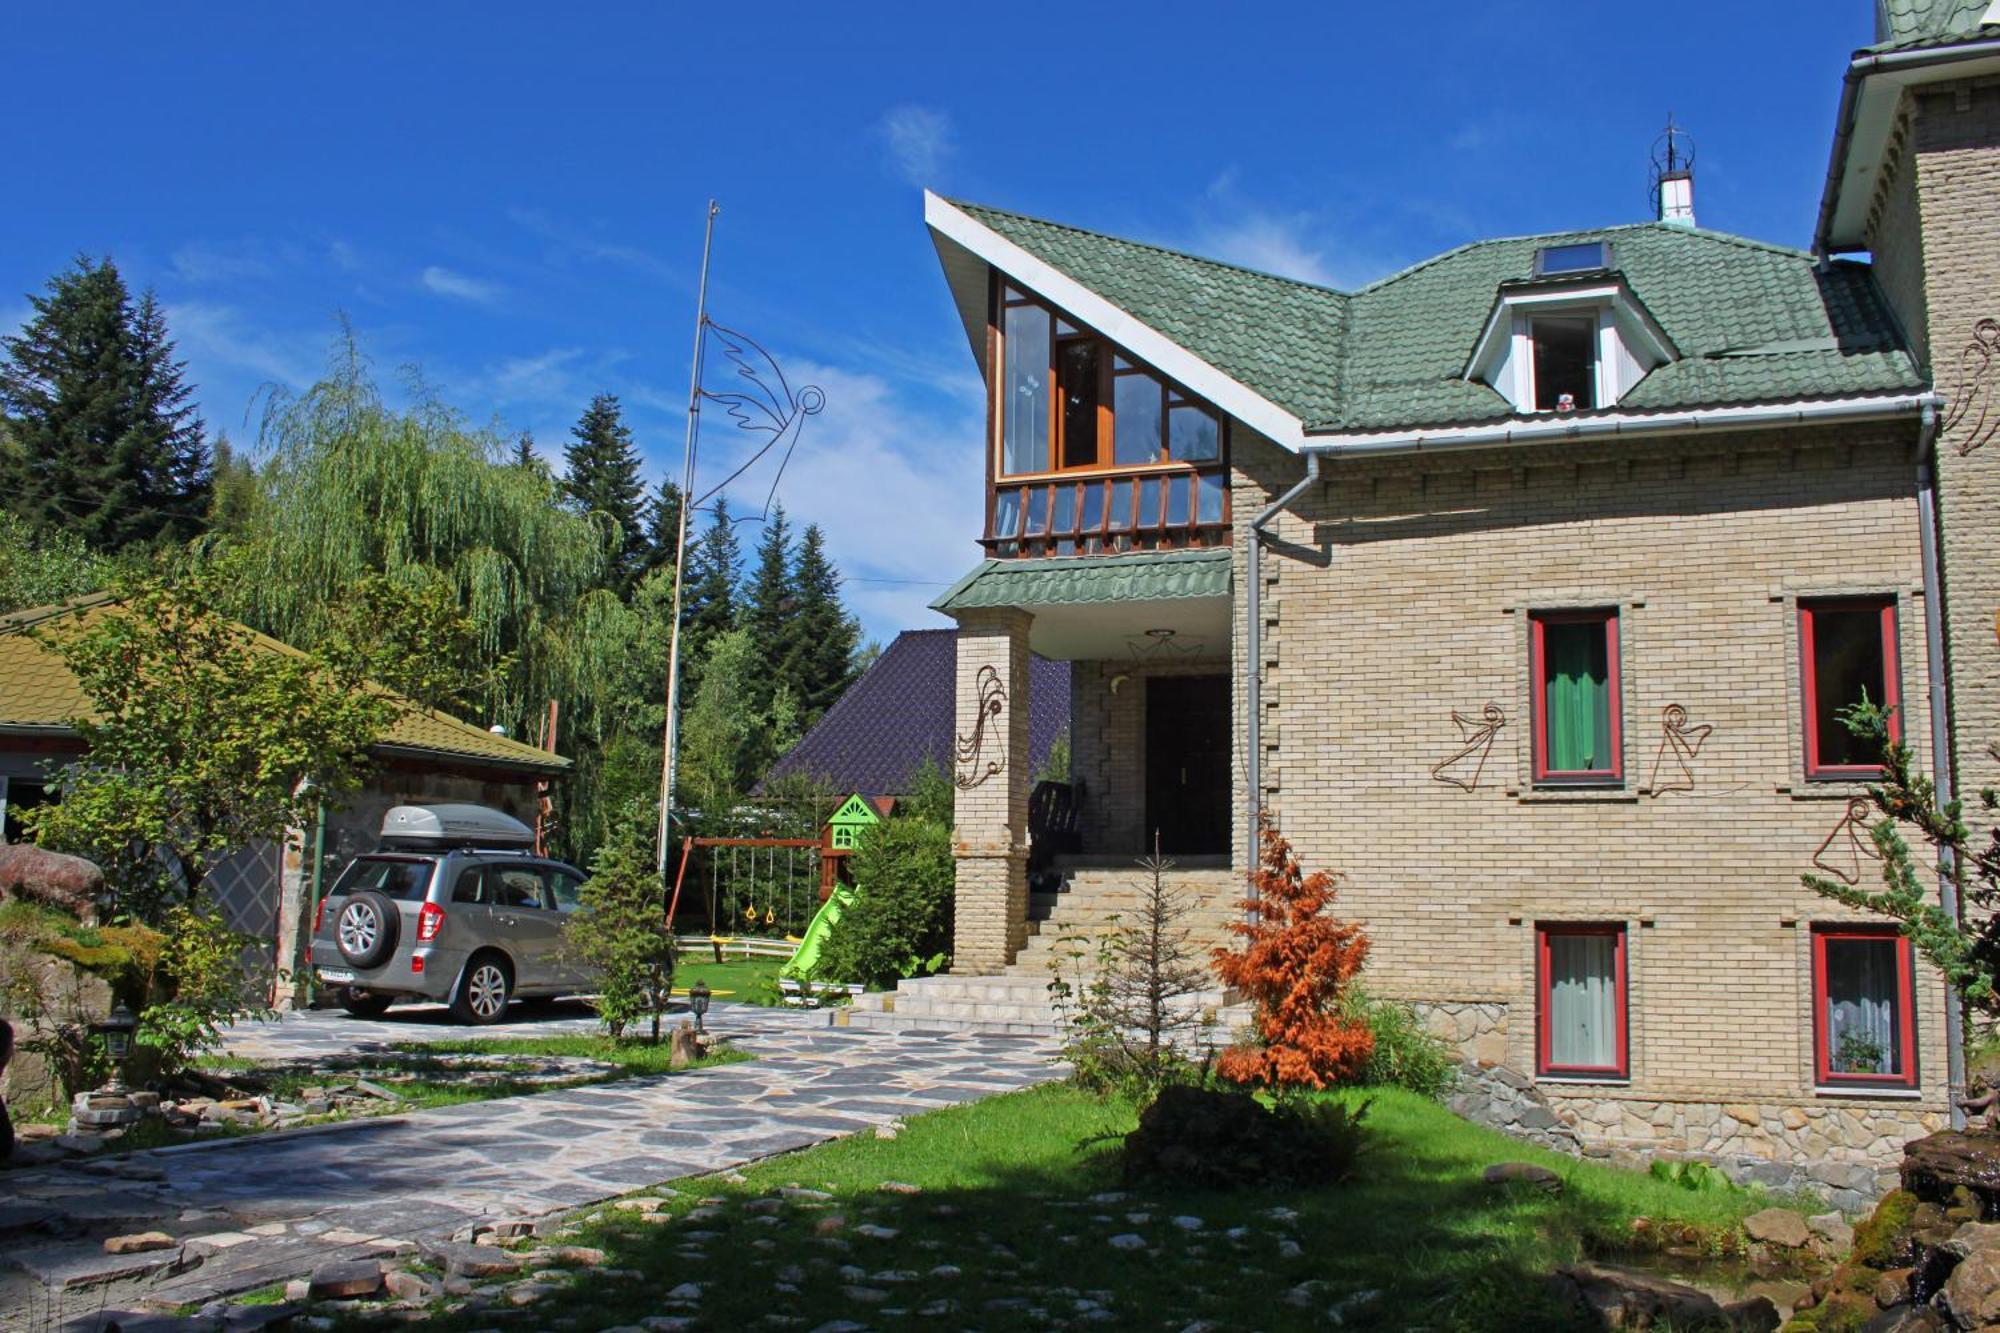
[94,1003,138,1094]
[689,981,711,1035]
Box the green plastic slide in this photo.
[781,884,856,981]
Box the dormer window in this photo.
[1532,317,1597,412]
[1463,268,1677,416]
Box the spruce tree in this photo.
[640,478,684,576]
[511,430,538,470]
[562,393,646,586]
[678,497,741,696]
[784,523,860,724]
[0,256,211,549]
[742,503,796,704]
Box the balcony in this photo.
[984,465,1230,558]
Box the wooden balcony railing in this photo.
[984,466,1230,558]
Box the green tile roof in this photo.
[1872,0,1998,49]
[0,598,568,775]
[951,202,1923,435]
[933,549,1231,614]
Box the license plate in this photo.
[318,969,356,984]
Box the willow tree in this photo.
[222,333,651,859]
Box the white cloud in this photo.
[171,240,281,285]
[877,105,954,188]
[164,301,323,390]
[328,239,362,272]
[1194,213,1337,286]
[507,208,681,284]
[420,265,504,305]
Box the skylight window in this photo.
[1534,242,1610,276]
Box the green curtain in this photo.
[1545,623,1609,771]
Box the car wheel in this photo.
[334,891,399,968]
[338,988,394,1019]
[451,954,513,1025]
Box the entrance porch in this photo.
[931,549,1235,974]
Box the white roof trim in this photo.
[1985,1,2000,26]
[924,192,1309,452]
[1300,392,1934,458]
[1462,282,1674,385]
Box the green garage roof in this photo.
[933,549,1231,614]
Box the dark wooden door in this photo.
[1145,676,1231,856]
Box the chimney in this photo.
[1651,116,1696,228]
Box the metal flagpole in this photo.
[657,200,720,876]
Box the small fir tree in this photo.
[562,394,647,586]
[1211,818,1375,1089]
[1049,838,1214,1096]
[562,808,675,1041]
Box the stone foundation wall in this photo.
[1410,999,1934,1213]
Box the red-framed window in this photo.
[1799,598,1901,780]
[1536,923,1629,1079]
[1812,926,1917,1091]
[1529,609,1622,784]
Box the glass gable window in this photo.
[1532,316,1597,411]
[1813,927,1916,1089]
[1537,924,1627,1078]
[995,288,1223,476]
[1001,294,1050,475]
[1531,610,1621,782]
[1800,598,1900,779]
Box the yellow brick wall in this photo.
[1226,420,1946,1182]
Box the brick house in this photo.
[853,3,2000,1203]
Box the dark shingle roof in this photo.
[761,629,1070,798]
[951,202,1922,435]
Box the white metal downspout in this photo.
[1244,453,1322,915]
[1915,402,1966,1124]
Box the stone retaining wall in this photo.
[1413,999,1936,1213]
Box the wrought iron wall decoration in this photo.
[1811,797,1882,886]
[1431,703,1506,792]
[954,665,1009,791]
[691,319,827,522]
[1645,704,1713,796]
[1948,318,2000,456]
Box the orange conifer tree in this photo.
[1212,818,1374,1089]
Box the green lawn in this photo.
[328,1084,1801,1332]
[671,952,789,1004]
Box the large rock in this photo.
[1743,1207,1812,1249]
[0,843,103,920]
[1901,1131,2000,1217]
[1483,1162,1563,1194]
[1556,1264,1778,1331]
[1942,1246,2000,1326]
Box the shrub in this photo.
[564,808,675,1041]
[133,901,272,1074]
[1212,818,1373,1089]
[1121,1083,1371,1189]
[816,816,953,987]
[1337,986,1458,1100]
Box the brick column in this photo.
[949,607,1033,974]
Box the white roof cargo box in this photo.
[379,804,534,850]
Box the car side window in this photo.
[451,865,487,905]
[545,869,584,914]
[493,868,547,910]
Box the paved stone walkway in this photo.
[1,1002,1057,1328]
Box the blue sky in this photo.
[3,2,1873,644]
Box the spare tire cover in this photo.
[335,891,400,968]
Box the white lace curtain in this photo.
[1548,933,1618,1068]
[1827,938,1898,1075]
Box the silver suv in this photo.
[307,805,592,1024]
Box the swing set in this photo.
[667,835,824,961]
